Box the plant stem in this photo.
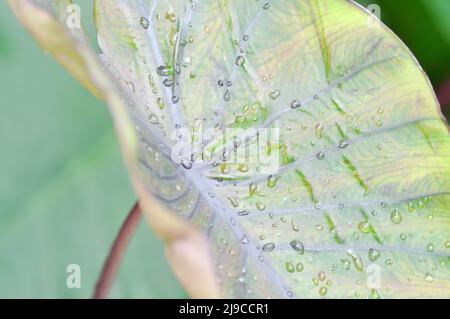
[93,201,142,299]
[437,77,450,108]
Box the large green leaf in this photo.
[11,0,450,298]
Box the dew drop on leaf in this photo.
[290,240,304,255]
[240,234,250,245]
[347,250,364,271]
[338,140,349,149]
[369,289,381,299]
[315,122,324,138]
[223,90,230,102]
[315,151,325,160]
[267,175,278,188]
[285,262,295,273]
[268,90,281,100]
[341,259,351,270]
[369,248,381,261]
[148,113,159,125]
[358,221,370,233]
[163,78,173,87]
[318,271,326,281]
[296,262,304,272]
[319,286,328,296]
[236,55,246,66]
[237,210,249,216]
[256,202,266,211]
[390,209,403,224]
[290,99,301,109]
[165,10,177,23]
[140,16,150,29]
[157,65,171,76]
[249,182,257,196]
[262,242,275,252]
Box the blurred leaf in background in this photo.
[0,1,184,298]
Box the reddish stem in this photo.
[437,77,450,108]
[93,201,142,299]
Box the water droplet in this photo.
[236,55,246,66]
[319,286,328,296]
[148,113,159,124]
[262,242,275,252]
[240,234,250,245]
[427,243,435,252]
[296,262,304,272]
[290,240,304,255]
[269,90,281,100]
[315,151,325,160]
[171,95,179,104]
[227,196,239,207]
[390,209,402,224]
[249,182,257,196]
[358,221,370,233]
[262,2,270,10]
[165,10,177,23]
[368,248,381,261]
[290,99,301,109]
[237,210,249,216]
[157,65,171,76]
[156,97,165,109]
[223,89,230,101]
[338,140,349,149]
[267,175,278,188]
[140,17,150,29]
[318,271,326,281]
[341,259,351,270]
[315,122,324,139]
[181,161,193,169]
[425,273,433,282]
[243,34,249,41]
[163,78,173,87]
[285,262,295,273]
[220,164,230,174]
[256,202,266,211]
[347,250,363,271]
[238,163,249,172]
[369,289,380,299]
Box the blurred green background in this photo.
[0,0,448,298]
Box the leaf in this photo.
[11,0,450,298]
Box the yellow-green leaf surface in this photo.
[12,0,450,298]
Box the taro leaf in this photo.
[11,0,450,298]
